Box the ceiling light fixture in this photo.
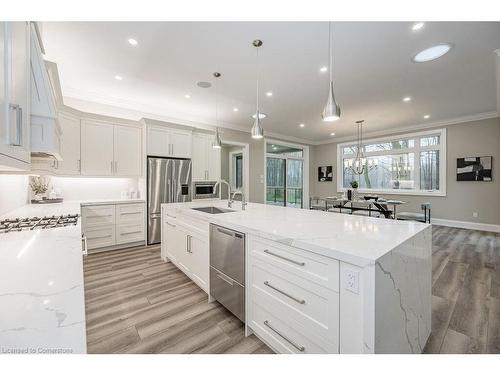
[322,22,341,122]
[266,91,273,97]
[412,22,425,31]
[330,132,335,136]
[403,96,411,102]
[251,112,267,119]
[423,114,430,119]
[127,38,138,46]
[320,66,328,73]
[413,43,452,63]
[184,94,191,99]
[251,39,264,139]
[197,81,212,88]
[114,75,123,81]
[299,123,305,128]
[212,72,222,149]
[233,107,239,112]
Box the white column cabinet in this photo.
[192,133,220,181]
[81,120,114,176]
[147,125,192,158]
[114,125,141,177]
[56,113,81,175]
[0,22,31,170]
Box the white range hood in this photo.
[30,22,62,160]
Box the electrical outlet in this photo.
[343,268,360,294]
[472,212,478,218]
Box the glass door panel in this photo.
[266,157,285,206]
[286,159,303,208]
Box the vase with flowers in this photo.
[348,180,359,201]
[29,176,49,202]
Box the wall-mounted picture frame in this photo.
[456,156,492,181]
[318,166,333,182]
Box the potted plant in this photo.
[29,176,49,201]
[348,180,359,201]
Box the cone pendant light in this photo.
[251,40,264,139]
[212,72,222,148]
[322,22,341,122]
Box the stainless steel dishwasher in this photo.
[209,223,246,322]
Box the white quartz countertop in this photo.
[163,199,429,266]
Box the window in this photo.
[230,152,243,191]
[337,129,446,196]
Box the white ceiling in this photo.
[42,22,500,143]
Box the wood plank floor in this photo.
[83,225,500,354]
[83,245,273,354]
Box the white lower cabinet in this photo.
[162,208,209,293]
[247,235,340,354]
[81,202,145,252]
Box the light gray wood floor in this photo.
[83,225,500,354]
[83,245,273,354]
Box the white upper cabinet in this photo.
[81,120,114,176]
[0,22,30,170]
[147,125,192,158]
[192,132,220,181]
[114,125,141,177]
[56,112,81,175]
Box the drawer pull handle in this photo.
[263,320,305,352]
[216,227,236,237]
[86,214,113,219]
[263,249,305,266]
[120,212,142,215]
[216,272,234,286]
[89,235,112,240]
[166,213,176,219]
[121,230,142,235]
[166,222,176,228]
[264,281,305,305]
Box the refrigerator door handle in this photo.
[150,213,161,219]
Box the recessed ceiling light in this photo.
[403,96,411,102]
[299,123,305,128]
[266,92,273,97]
[184,94,191,99]
[423,114,430,119]
[197,81,211,88]
[330,132,336,136]
[319,66,328,73]
[412,22,425,31]
[114,75,123,81]
[233,107,239,112]
[413,43,452,63]
[252,112,267,119]
[127,38,138,46]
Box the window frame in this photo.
[229,150,244,192]
[336,128,447,196]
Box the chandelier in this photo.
[344,120,378,175]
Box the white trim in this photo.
[315,111,499,145]
[228,149,243,191]
[336,128,446,196]
[221,140,249,203]
[264,138,309,209]
[432,218,500,233]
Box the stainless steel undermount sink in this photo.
[191,206,235,214]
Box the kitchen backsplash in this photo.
[0,175,30,216]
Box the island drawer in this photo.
[248,299,335,354]
[82,205,115,227]
[84,225,115,250]
[249,258,339,345]
[248,236,339,292]
[116,223,145,244]
[116,203,144,224]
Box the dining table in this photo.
[325,197,406,219]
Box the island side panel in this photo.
[373,226,432,353]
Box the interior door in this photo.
[114,125,141,177]
[266,157,286,206]
[57,113,81,175]
[81,120,114,176]
[286,159,304,208]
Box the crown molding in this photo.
[312,111,500,145]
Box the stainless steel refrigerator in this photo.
[147,157,192,245]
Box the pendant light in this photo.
[212,72,222,149]
[251,39,264,139]
[322,22,341,122]
[343,120,378,175]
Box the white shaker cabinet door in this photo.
[169,129,192,158]
[207,145,220,181]
[114,125,141,177]
[191,134,208,180]
[57,113,81,175]
[147,126,170,157]
[187,232,209,293]
[81,120,114,176]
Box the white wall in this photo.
[0,175,29,216]
[50,177,140,201]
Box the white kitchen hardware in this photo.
[147,124,192,158]
[0,22,31,171]
[81,202,145,252]
[192,132,220,181]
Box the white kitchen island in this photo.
[161,199,432,354]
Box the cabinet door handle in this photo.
[9,104,22,146]
[216,272,234,286]
[264,281,305,304]
[263,320,305,352]
[77,159,81,172]
[115,161,118,174]
[171,143,174,155]
[110,161,113,173]
[81,235,88,256]
[263,249,305,266]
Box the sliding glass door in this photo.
[266,143,304,208]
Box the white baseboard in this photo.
[431,218,500,233]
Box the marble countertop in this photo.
[163,199,429,266]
